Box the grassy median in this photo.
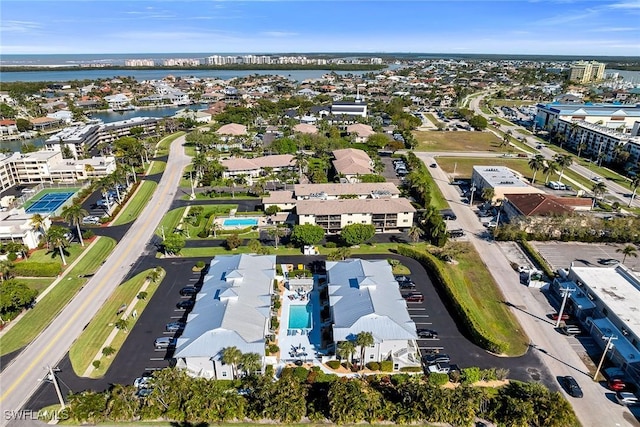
[69,267,164,377]
[111,180,157,226]
[0,237,117,356]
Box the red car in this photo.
[403,293,424,302]
[550,313,570,321]
[609,378,636,392]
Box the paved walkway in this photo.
[0,237,102,338]
[0,134,191,425]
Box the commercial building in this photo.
[326,258,420,370]
[552,265,640,385]
[569,61,606,83]
[174,254,276,379]
[471,166,543,202]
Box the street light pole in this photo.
[190,171,196,200]
[469,184,477,206]
[47,366,66,409]
[594,335,618,381]
[555,286,576,328]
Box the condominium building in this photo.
[535,102,640,134]
[569,61,606,83]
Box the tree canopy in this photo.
[290,224,325,247]
[341,224,376,246]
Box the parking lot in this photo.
[531,241,640,272]
[26,253,553,410]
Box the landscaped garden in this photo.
[156,204,238,239]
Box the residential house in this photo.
[221,154,295,185]
[346,123,375,143]
[332,148,374,183]
[0,208,52,249]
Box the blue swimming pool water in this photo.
[223,218,258,226]
[25,192,75,214]
[288,304,312,329]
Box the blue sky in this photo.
[2,0,639,56]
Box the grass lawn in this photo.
[413,130,505,152]
[391,261,411,275]
[69,268,164,377]
[156,204,237,238]
[179,165,194,187]
[111,181,157,226]
[185,192,260,201]
[155,132,184,157]
[423,113,439,125]
[490,99,536,107]
[14,278,55,294]
[22,188,80,210]
[24,243,85,266]
[177,243,404,258]
[0,237,117,356]
[184,143,197,158]
[146,160,166,176]
[491,117,514,127]
[437,157,531,179]
[438,243,529,355]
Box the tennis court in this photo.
[25,192,76,214]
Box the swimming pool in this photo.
[25,192,75,214]
[288,304,312,329]
[223,217,258,226]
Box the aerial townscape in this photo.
[1,1,640,427]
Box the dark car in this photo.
[560,376,583,398]
[176,300,195,309]
[448,229,465,238]
[430,163,437,168]
[417,329,438,339]
[440,209,457,220]
[399,281,416,289]
[180,286,198,296]
[403,293,424,303]
[422,353,451,365]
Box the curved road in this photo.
[0,135,191,425]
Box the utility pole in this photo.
[469,183,477,206]
[46,366,66,409]
[594,335,618,381]
[189,171,196,200]
[556,286,576,328]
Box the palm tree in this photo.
[30,213,46,237]
[407,225,424,243]
[46,225,69,266]
[267,227,287,249]
[221,346,242,379]
[482,187,495,202]
[528,155,545,184]
[61,204,88,247]
[239,352,262,376]
[337,340,356,366]
[554,154,573,183]
[294,151,308,180]
[0,260,14,282]
[617,245,638,264]
[543,161,559,184]
[629,175,640,207]
[576,139,587,158]
[592,181,607,199]
[210,221,222,238]
[355,331,374,370]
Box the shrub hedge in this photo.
[13,262,62,277]
[326,360,341,369]
[519,239,555,278]
[397,245,507,354]
[428,372,449,386]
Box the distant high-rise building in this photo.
[569,61,606,83]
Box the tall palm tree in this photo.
[46,225,69,266]
[617,245,638,264]
[576,138,587,158]
[591,182,607,206]
[554,154,573,183]
[239,352,262,376]
[294,151,308,180]
[221,346,242,379]
[0,260,14,282]
[543,161,559,184]
[407,225,424,243]
[337,340,356,366]
[61,204,88,247]
[528,155,545,184]
[355,331,374,370]
[30,213,45,236]
[629,175,640,207]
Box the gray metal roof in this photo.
[327,259,417,342]
[174,254,276,359]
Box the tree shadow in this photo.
[46,247,71,260]
[171,422,209,427]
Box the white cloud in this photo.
[261,31,298,37]
[0,20,41,33]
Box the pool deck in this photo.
[215,215,268,230]
[277,276,324,365]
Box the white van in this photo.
[547,181,562,190]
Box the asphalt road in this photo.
[418,152,639,427]
[0,135,191,426]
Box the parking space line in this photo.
[408,307,427,311]
[169,316,182,319]
[415,322,433,325]
[419,346,444,351]
[410,315,431,318]
[149,358,165,361]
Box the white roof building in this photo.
[174,254,276,379]
[327,258,420,369]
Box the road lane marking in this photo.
[1,164,183,404]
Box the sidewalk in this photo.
[0,237,101,338]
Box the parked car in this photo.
[550,312,570,321]
[154,337,176,349]
[176,300,195,309]
[428,362,452,374]
[417,329,438,339]
[179,286,198,296]
[166,321,186,332]
[440,209,457,220]
[422,353,451,365]
[429,163,437,168]
[560,325,581,335]
[403,293,424,303]
[82,216,101,224]
[395,275,412,283]
[609,378,636,392]
[517,265,531,273]
[134,376,152,389]
[616,391,639,406]
[560,376,583,398]
[448,229,465,238]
